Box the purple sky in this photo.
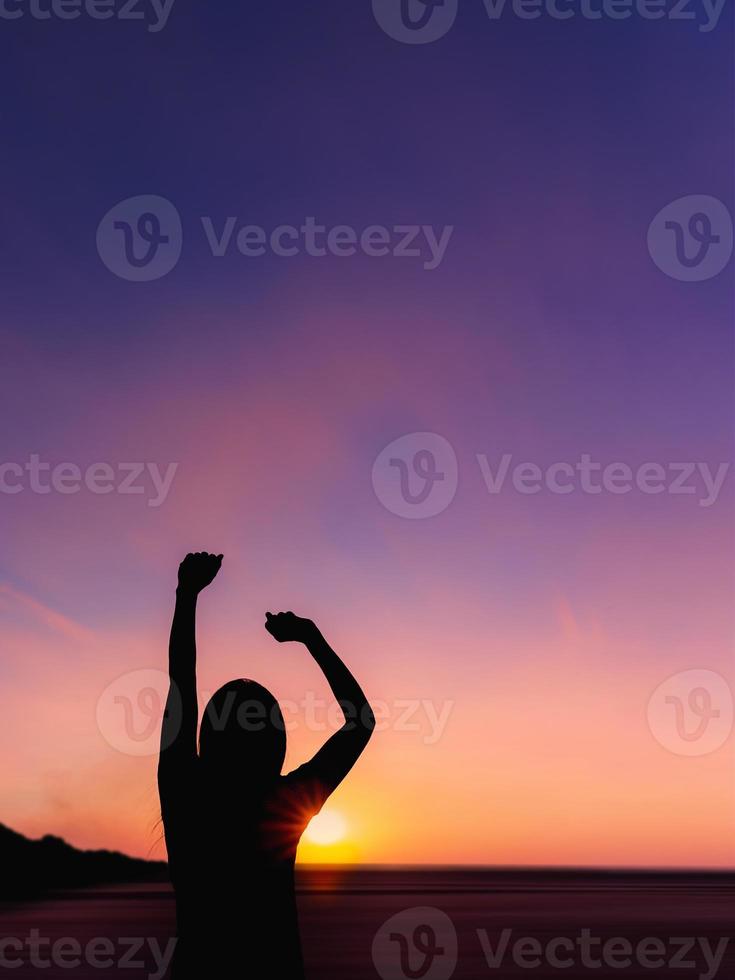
[0,0,733,866]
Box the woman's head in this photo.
[199,680,286,781]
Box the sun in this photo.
[304,810,347,846]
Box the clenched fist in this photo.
[265,611,318,644]
[178,552,223,595]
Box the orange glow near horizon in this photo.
[0,325,733,871]
[2,592,733,870]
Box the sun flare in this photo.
[304,810,347,846]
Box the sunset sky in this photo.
[0,2,733,868]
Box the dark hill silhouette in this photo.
[0,823,167,899]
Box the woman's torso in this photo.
[162,769,311,978]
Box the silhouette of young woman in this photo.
[158,552,375,978]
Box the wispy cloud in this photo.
[0,583,95,644]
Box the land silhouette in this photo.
[0,822,166,899]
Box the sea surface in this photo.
[0,868,732,978]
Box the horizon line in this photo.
[295,862,735,874]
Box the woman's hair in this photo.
[199,679,286,779]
